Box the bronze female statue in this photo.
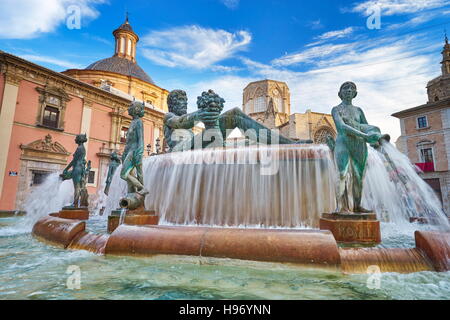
[331,81,390,213]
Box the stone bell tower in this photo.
[441,33,450,76]
[427,34,450,102]
[242,80,291,129]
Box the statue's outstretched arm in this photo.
[220,108,301,144]
[332,107,367,140]
[166,111,202,129]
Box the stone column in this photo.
[110,108,121,150]
[80,99,93,154]
[0,73,21,198]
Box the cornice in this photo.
[1,51,131,109]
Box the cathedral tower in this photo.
[242,80,290,128]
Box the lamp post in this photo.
[156,138,161,154]
[146,143,152,156]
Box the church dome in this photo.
[85,56,154,84]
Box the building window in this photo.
[42,106,60,128]
[86,168,98,187]
[254,96,266,113]
[36,86,70,131]
[88,171,96,184]
[120,37,125,54]
[127,39,132,56]
[244,100,253,114]
[417,116,428,128]
[31,170,50,186]
[120,126,128,143]
[314,128,335,144]
[420,148,434,163]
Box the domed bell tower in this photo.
[113,14,139,63]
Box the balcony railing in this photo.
[415,162,435,172]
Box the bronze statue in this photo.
[104,151,121,195]
[60,134,90,208]
[119,101,148,210]
[331,81,390,213]
[164,89,309,152]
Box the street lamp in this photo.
[146,143,152,156]
[156,138,161,154]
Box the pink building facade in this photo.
[393,38,450,216]
[0,52,165,212]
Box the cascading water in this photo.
[102,143,450,231]
[364,141,449,231]
[0,173,73,235]
[145,145,336,227]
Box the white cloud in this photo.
[141,25,251,69]
[175,33,440,142]
[0,0,105,39]
[317,27,355,40]
[352,0,450,16]
[259,38,438,141]
[19,54,82,69]
[182,75,257,112]
[385,9,450,30]
[221,0,240,9]
[271,44,355,66]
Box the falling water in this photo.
[145,145,336,228]
[89,174,109,216]
[363,141,450,230]
[119,208,126,225]
[0,173,73,236]
[102,143,450,231]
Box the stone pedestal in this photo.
[50,207,89,220]
[319,212,381,244]
[107,208,159,233]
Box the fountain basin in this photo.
[31,214,450,273]
[108,209,159,233]
[32,216,86,248]
[415,231,450,272]
[105,225,341,269]
[50,207,89,220]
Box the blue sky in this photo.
[1,0,450,140]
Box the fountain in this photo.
[30,84,450,274]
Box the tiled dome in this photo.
[85,56,154,84]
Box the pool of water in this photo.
[1,216,449,300]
